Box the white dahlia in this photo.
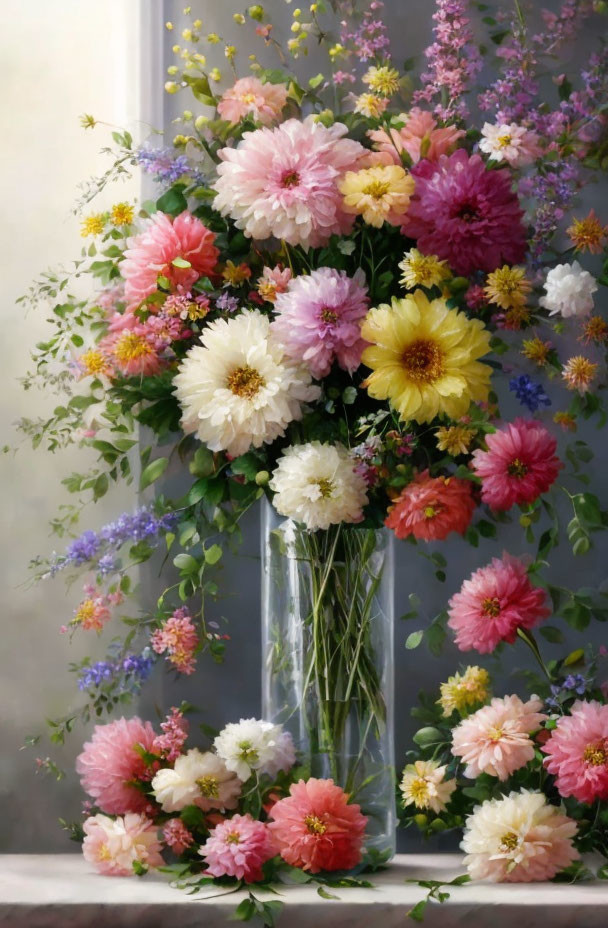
[461,790,578,883]
[213,718,296,782]
[400,759,456,814]
[539,261,597,318]
[269,441,368,531]
[174,310,320,457]
[151,748,241,813]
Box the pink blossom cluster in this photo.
[153,707,189,762]
[339,0,391,65]
[150,607,199,675]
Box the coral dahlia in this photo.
[542,700,608,803]
[385,470,475,541]
[217,76,288,125]
[401,150,527,276]
[369,108,464,165]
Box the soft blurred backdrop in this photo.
[2,0,607,853]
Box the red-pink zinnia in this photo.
[385,470,475,542]
[543,700,608,804]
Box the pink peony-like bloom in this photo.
[163,818,194,855]
[213,117,365,248]
[270,267,369,378]
[369,108,464,165]
[153,707,189,762]
[543,700,608,803]
[83,813,163,876]
[268,778,367,873]
[217,76,288,125]
[121,211,219,307]
[385,470,475,542]
[471,419,562,511]
[447,555,550,653]
[76,717,158,815]
[199,813,276,882]
[401,150,528,276]
[452,695,547,780]
[151,607,198,675]
[257,265,293,303]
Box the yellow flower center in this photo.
[583,741,608,766]
[362,179,391,200]
[226,831,241,845]
[75,600,96,624]
[227,366,265,399]
[482,596,501,618]
[320,307,338,323]
[408,777,430,806]
[315,477,335,499]
[114,332,154,364]
[507,457,528,478]
[98,843,112,861]
[196,775,220,798]
[500,831,519,851]
[80,349,109,377]
[237,740,260,765]
[240,92,257,104]
[487,726,504,742]
[497,134,513,148]
[401,339,444,383]
[304,815,327,835]
[423,504,441,520]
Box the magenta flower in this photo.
[270,268,369,378]
[401,150,528,275]
[543,700,608,804]
[199,813,276,882]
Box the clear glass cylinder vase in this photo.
[261,499,396,859]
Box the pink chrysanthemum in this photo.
[369,108,464,165]
[270,268,369,378]
[447,555,550,653]
[121,211,219,307]
[163,818,194,855]
[401,150,527,276]
[100,319,165,378]
[213,117,365,248]
[151,607,198,675]
[543,700,608,803]
[268,778,367,873]
[83,813,163,876]
[471,419,562,511]
[452,695,547,780]
[153,707,189,762]
[199,813,275,883]
[217,76,288,125]
[385,470,475,542]
[76,717,158,815]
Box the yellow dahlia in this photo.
[360,290,492,424]
[110,202,135,226]
[436,424,476,456]
[438,666,490,717]
[521,336,551,366]
[399,248,450,290]
[484,265,531,310]
[353,93,389,119]
[363,65,400,97]
[339,165,415,228]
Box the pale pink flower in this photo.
[218,77,288,125]
[213,117,365,248]
[369,108,464,165]
[257,264,292,303]
[447,555,550,653]
[471,419,563,511]
[83,813,163,876]
[543,700,608,803]
[76,717,158,815]
[270,268,369,378]
[479,122,542,167]
[95,282,125,314]
[268,778,367,873]
[199,813,276,882]
[151,607,198,675]
[121,211,219,307]
[162,818,194,855]
[462,791,578,882]
[452,695,547,780]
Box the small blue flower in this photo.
[509,374,551,412]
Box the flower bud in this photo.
[164,81,180,94]
[248,5,265,20]
[255,470,270,486]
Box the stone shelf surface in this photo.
[1,853,608,927]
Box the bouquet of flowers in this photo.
[19,0,608,908]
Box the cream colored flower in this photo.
[401,759,456,814]
[151,749,241,813]
[340,165,415,228]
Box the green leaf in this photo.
[539,625,564,644]
[408,899,427,922]
[405,630,423,650]
[189,446,215,477]
[317,886,339,900]
[204,544,223,565]
[156,186,188,216]
[413,726,443,747]
[171,256,191,268]
[140,456,169,490]
[564,648,585,666]
[309,73,325,89]
[342,386,357,405]
[173,553,199,573]
[231,453,260,481]
[232,898,256,921]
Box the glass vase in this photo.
[261,499,396,858]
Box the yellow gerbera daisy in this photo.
[339,164,415,228]
[360,290,492,424]
[399,248,450,290]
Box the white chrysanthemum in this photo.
[269,441,368,531]
[539,261,597,318]
[479,122,540,167]
[174,310,320,457]
[400,759,456,814]
[461,790,578,883]
[151,749,241,813]
[213,718,296,782]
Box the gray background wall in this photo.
[2,0,607,854]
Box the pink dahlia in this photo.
[163,818,194,855]
[268,778,367,873]
[213,117,365,248]
[471,419,562,511]
[385,470,475,542]
[369,108,464,165]
[121,211,219,307]
[151,607,198,675]
[76,717,158,815]
[452,695,547,780]
[199,813,275,882]
[217,76,288,125]
[83,813,163,876]
[543,700,608,803]
[401,150,527,276]
[447,555,550,653]
[100,322,165,378]
[270,268,369,378]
